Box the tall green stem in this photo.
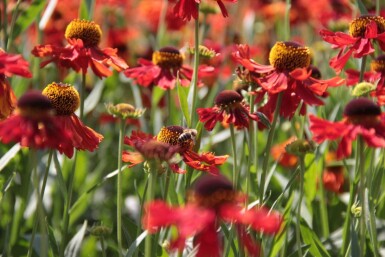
[318,168,330,238]
[145,162,157,257]
[189,11,200,127]
[246,94,256,203]
[229,123,238,188]
[359,56,367,83]
[6,0,21,51]
[27,150,53,257]
[80,73,86,120]
[60,151,78,257]
[358,137,366,256]
[117,120,126,257]
[259,92,283,203]
[296,158,305,257]
[2,0,8,49]
[368,149,379,257]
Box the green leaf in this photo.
[46,222,60,257]
[13,0,46,39]
[0,144,20,172]
[177,78,191,126]
[356,0,369,15]
[64,220,88,257]
[304,154,318,216]
[79,0,89,19]
[0,172,15,202]
[53,152,68,199]
[269,193,294,257]
[125,230,148,257]
[300,220,331,257]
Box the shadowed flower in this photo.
[123,126,228,174]
[170,0,237,21]
[320,15,385,73]
[42,82,103,152]
[0,50,32,120]
[310,98,385,159]
[0,91,73,156]
[106,103,145,120]
[32,19,128,78]
[235,42,344,119]
[143,175,282,256]
[124,46,213,90]
[197,90,260,131]
[323,165,346,194]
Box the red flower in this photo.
[123,126,228,175]
[271,137,298,168]
[124,46,213,90]
[32,19,128,78]
[234,42,344,119]
[143,175,282,256]
[323,166,346,194]
[42,82,103,152]
[320,15,385,73]
[0,50,32,120]
[170,0,237,21]
[310,98,385,159]
[197,90,259,131]
[0,91,73,157]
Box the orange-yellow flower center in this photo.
[344,98,381,126]
[214,90,243,108]
[42,82,80,115]
[157,126,195,150]
[65,19,102,47]
[269,41,311,72]
[17,91,53,119]
[371,55,385,73]
[152,47,184,69]
[349,15,385,38]
[187,175,238,208]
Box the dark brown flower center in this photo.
[187,175,237,208]
[344,98,381,126]
[42,82,80,115]
[152,47,184,69]
[269,41,311,72]
[349,15,385,38]
[371,55,385,73]
[65,19,102,47]
[214,90,243,107]
[17,90,53,118]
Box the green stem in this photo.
[259,92,283,203]
[318,167,330,238]
[117,120,126,257]
[296,158,305,257]
[368,149,379,257]
[60,151,78,257]
[80,72,86,120]
[145,162,157,257]
[246,94,256,204]
[229,123,238,189]
[359,56,367,83]
[189,11,200,127]
[155,0,168,47]
[358,137,366,257]
[27,150,53,257]
[284,0,291,41]
[100,236,107,257]
[6,0,21,51]
[376,0,380,16]
[163,168,171,201]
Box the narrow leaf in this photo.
[53,152,68,199]
[125,230,148,257]
[64,220,88,257]
[177,75,191,126]
[300,220,331,257]
[0,144,21,172]
[13,0,46,38]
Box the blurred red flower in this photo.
[310,98,385,159]
[0,91,73,157]
[143,175,282,256]
[0,50,32,120]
